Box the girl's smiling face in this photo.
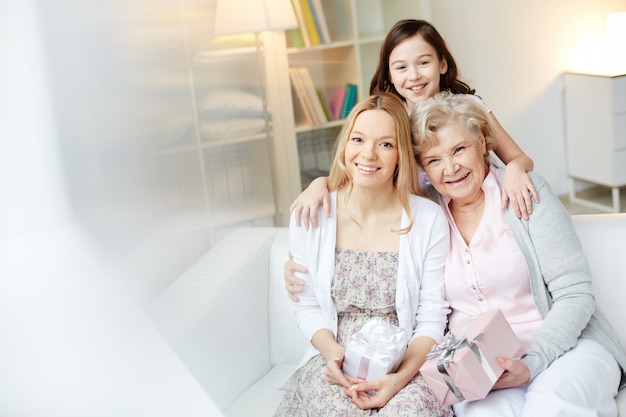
[389,34,448,113]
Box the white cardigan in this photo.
[289,191,451,368]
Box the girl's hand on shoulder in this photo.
[289,177,331,230]
[284,251,306,302]
[501,161,539,220]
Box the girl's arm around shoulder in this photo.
[463,94,538,216]
[489,113,539,219]
[290,176,331,230]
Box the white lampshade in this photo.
[606,12,626,74]
[606,13,626,44]
[567,11,626,75]
[214,0,298,35]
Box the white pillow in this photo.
[199,118,266,140]
[155,114,193,147]
[200,88,264,118]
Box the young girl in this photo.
[291,19,538,226]
[274,93,453,417]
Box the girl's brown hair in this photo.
[370,19,475,102]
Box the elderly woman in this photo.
[409,91,625,416]
[285,92,626,416]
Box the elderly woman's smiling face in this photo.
[419,119,489,204]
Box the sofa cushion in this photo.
[149,228,279,412]
[571,214,626,349]
[1,225,225,416]
[225,364,296,417]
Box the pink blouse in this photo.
[441,166,543,358]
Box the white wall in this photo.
[427,0,626,195]
[0,1,226,415]
[0,0,72,237]
[13,0,214,305]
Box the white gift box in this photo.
[342,318,409,381]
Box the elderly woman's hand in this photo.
[492,357,530,390]
[284,251,306,302]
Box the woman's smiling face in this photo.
[419,119,488,203]
[344,109,398,190]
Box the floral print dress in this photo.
[274,249,453,417]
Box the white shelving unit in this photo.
[31,0,431,303]
[148,0,428,252]
[149,0,302,253]
[563,72,626,213]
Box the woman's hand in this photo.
[342,373,404,410]
[492,357,530,390]
[340,336,433,409]
[501,161,539,220]
[313,333,353,389]
[289,177,331,230]
[284,252,306,302]
[322,349,354,388]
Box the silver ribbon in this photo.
[425,315,497,402]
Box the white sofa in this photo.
[148,214,626,417]
[1,224,227,416]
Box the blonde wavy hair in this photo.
[411,91,497,168]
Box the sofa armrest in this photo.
[148,227,282,412]
[571,213,626,349]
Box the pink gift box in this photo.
[343,318,409,382]
[420,309,521,406]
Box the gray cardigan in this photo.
[497,168,626,385]
[426,166,626,386]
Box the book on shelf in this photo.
[340,83,358,118]
[329,86,346,120]
[290,82,312,125]
[298,0,321,46]
[297,66,328,124]
[288,67,319,125]
[286,26,305,48]
[291,0,315,47]
[290,0,310,47]
[308,0,332,44]
[316,89,332,122]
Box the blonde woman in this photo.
[275,93,453,417]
